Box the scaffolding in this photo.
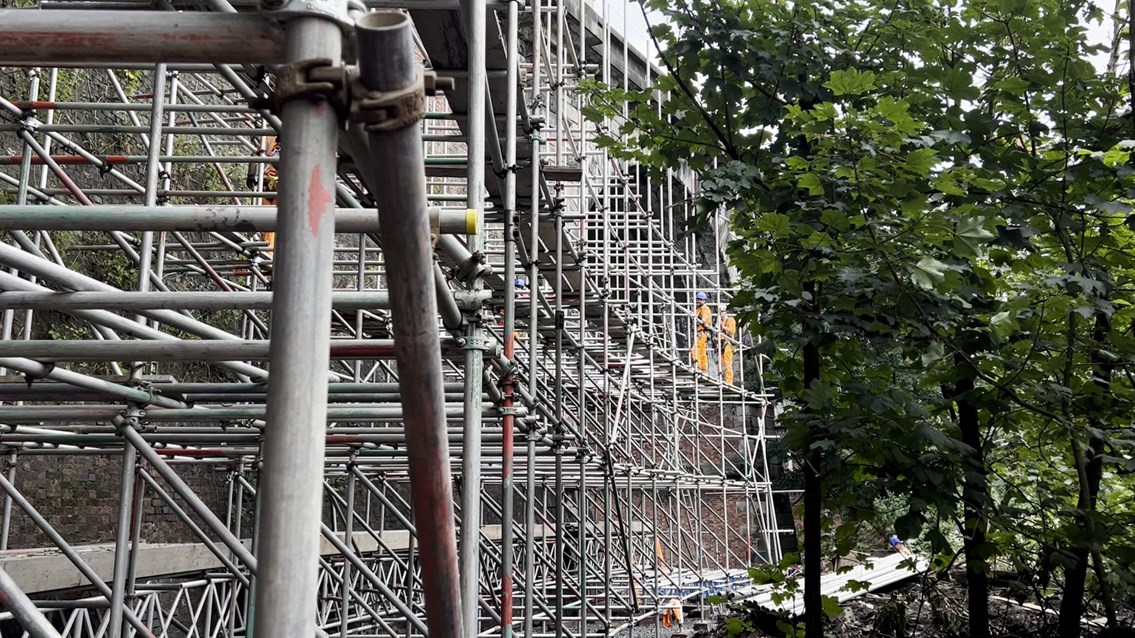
[0,1,782,636]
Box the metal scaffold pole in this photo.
[355,10,463,638]
[252,4,343,635]
[458,0,488,632]
[500,0,522,635]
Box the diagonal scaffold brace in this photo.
[352,10,464,638]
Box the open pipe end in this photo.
[354,10,416,89]
[356,10,410,32]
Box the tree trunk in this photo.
[954,373,990,638]
[803,281,823,638]
[1057,439,1103,638]
[1058,313,1114,636]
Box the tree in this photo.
[581,0,1135,634]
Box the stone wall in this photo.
[4,454,229,550]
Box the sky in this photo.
[1085,0,1118,72]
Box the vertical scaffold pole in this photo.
[135,63,166,335]
[524,0,543,631]
[252,5,343,636]
[459,0,487,631]
[341,457,356,638]
[500,0,521,635]
[107,442,137,638]
[355,11,464,638]
[553,0,569,629]
[575,8,590,631]
[0,452,15,551]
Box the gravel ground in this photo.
[591,618,715,638]
[624,623,691,638]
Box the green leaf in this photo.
[757,212,793,235]
[998,0,1026,15]
[776,620,802,638]
[798,173,824,196]
[875,96,916,132]
[724,616,748,637]
[803,381,836,409]
[991,76,1030,95]
[933,171,967,196]
[921,340,946,366]
[918,423,956,448]
[956,217,993,241]
[904,148,938,177]
[943,68,980,100]
[821,209,849,231]
[821,595,842,618]
[910,256,948,289]
[824,68,877,96]
[786,156,809,170]
[1102,149,1130,167]
[953,216,995,257]
[812,102,839,121]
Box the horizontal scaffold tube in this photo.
[0,272,271,380]
[0,243,266,346]
[0,406,522,423]
[0,205,476,234]
[0,339,497,361]
[0,425,513,444]
[0,381,469,395]
[0,291,392,311]
[0,386,480,404]
[0,11,286,64]
[0,358,186,409]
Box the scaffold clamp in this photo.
[350,69,453,134]
[495,360,517,381]
[22,362,54,387]
[460,335,488,351]
[454,289,492,311]
[250,58,350,122]
[115,405,148,432]
[17,117,39,134]
[427,208,441,247]
[455,250,491,283]
[551,437,567,454]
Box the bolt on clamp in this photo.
[350,69,454,133]
[249,58,351,122]
[249,59,454,132]
[116,405,148,432]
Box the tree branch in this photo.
[640,4,742,161]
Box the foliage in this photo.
[579,0,1135,631]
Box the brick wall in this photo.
[4,454,228,550]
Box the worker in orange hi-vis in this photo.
[660,598,684,628]
[717,304,737,385]
[260,137,281,261]
[690,292,711,373]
